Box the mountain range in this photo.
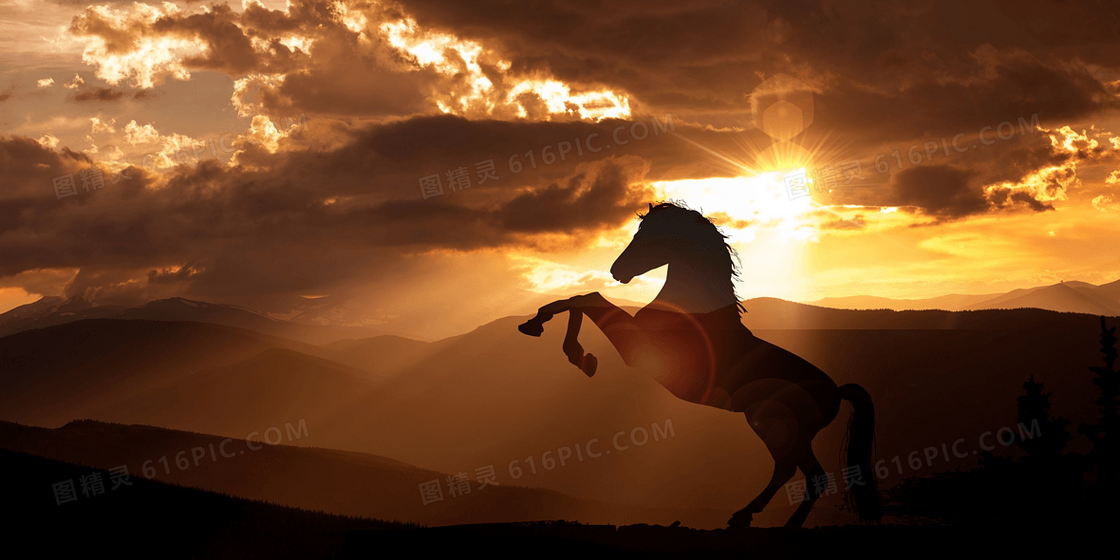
[2,291,1115,528]
[0,296,389,345]
[810,278,1120,315]
[4,278,1116,347]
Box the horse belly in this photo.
[632,310,840,424]
[641,330,718,404]
[709,334,840,424]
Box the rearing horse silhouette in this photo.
[518,201,882,528]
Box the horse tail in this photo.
[838,383,883,523]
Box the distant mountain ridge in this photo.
[809,278,1120,315]
[8,277,1115,345]
[0,295,389,344]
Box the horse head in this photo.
[611,201,733,284]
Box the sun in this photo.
[651,172,815,238]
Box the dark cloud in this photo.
[0,135,94,202]
[67,1,436,117]
[152,4,262,74]
[0,130,652,302]
[272,56,436,118]
[5,101,1072,304]
[46,0,206,5]
[393,0,1119,147]
[820,214,867,231]
[889,165,988,220]
[971,130,1072,187]
[63,1,1119,158]
[72,88,126,102]
[498,156,653,233]
[3,269,76,296]
[232,112,690,199]
[810,53,1118,147]
[987,187,1055,213]
[392,0,769,115]
[822,116,1116,215]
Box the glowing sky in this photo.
[2,0,1119,332]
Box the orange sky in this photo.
[2,0,1119,333]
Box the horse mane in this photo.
[637,200,746,314]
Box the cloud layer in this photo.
[3,0,1120,310]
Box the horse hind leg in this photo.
[728,453,798,527]
[728,409,803,528]
[784,448,826,528]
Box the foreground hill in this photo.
[2,447,409,559]
[0,420,708,527]
[9,447,1090,557]
[347,519,1094,558]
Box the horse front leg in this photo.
[562,309,597,377]
[517,296,578,337]
[518,296,598,376]
[518,292,639,373]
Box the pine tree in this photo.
[1079,316,1119,501]
[1016,375,1072,460]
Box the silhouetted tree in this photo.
[1015,372,1085,514]
[1016,375,1072,461]
[1079,316,1119,503]
[885,318,1120,526]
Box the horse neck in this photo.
[650,251,738,315]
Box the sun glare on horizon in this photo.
[652,172,817,239]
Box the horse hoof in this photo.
[518,321,543,337]
[582,354,597,377]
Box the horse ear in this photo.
[648,202,653,212]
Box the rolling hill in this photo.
[1,299,1115,529]
[2,446,410,559]
[0,420,708,528]
[12,445,1087,557]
